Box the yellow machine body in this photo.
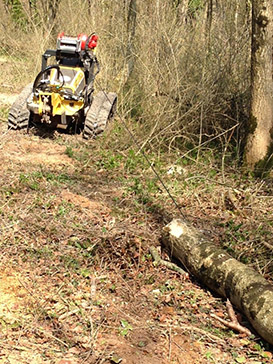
[33,66,85,117]
[49,66,85,95]
[36,92,84,116]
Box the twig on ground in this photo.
[261,240,273,251]
[211,308,251,337]
[255,258,263,275]
[149,246,189,277]
[159,323,225,344]
[59,308,80,320]
[226,299,237,323]
[168,328,172,360]
[39,329,70,348]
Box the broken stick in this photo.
[149,246,188,277]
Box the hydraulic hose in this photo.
[32,65,65,93]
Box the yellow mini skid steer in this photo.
[8,33,117,139]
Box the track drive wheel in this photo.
[83,91,117,140]
[8,83,32,130]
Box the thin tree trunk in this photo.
[245,0,273,174]
[40,0,60,25]
[162,219,273,345]
[126,0,137,80]
[206,0,213,47]
[87,0,91,16]
[234,0,239,41]
[175,0,189,24]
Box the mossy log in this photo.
[162,219,273,345]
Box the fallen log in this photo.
[162,219,273,345]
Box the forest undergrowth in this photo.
[0,101,272,363]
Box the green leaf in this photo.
[111,354,123,363]
[236,357,246,363]
[119,320,133,337]
[80,268,91,278]
[121,319,128,327]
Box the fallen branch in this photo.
[149,246,189,277]
[162,219,273,345]
[211,313,251,336]
[226,298,237,323]
[159,323,225,344]
[261,240,273,251]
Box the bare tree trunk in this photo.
[234,0,239,40]
[162,219,273,345]
[173,0,189,24]
[245,0,273,174]
[3,0,10,13]
[48,0,60,25]
[40,0,60,25]
[126,0,137,80]
[87,0,91,16]
[206,0,213,47]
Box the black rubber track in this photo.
[8,83,32,130]
[83,91,117,140]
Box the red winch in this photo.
[57,32,98,52]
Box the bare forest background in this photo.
[0,0,252,159]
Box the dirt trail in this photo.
[0,137,74,169]
[0,271,29,323]
[0,91,74,170]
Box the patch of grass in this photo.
[19,172,42,191]
[60,254,80,270]
[56,202,72,217]
[42,171,74,185]
[65,146,74,158]
[96,150,123,170]
[26,246,54,260]
[0,106,9,120]
[64,146,89,163]
[125,149,147,173]
[118,319,133,337]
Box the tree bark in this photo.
[245,0,273,174]
[162,219,273,345]
[126,0,137,80]
[40,0,60,25]
[206,0,213,46]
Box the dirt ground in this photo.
[0,91,272,364]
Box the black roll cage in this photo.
[41,48,100,86]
